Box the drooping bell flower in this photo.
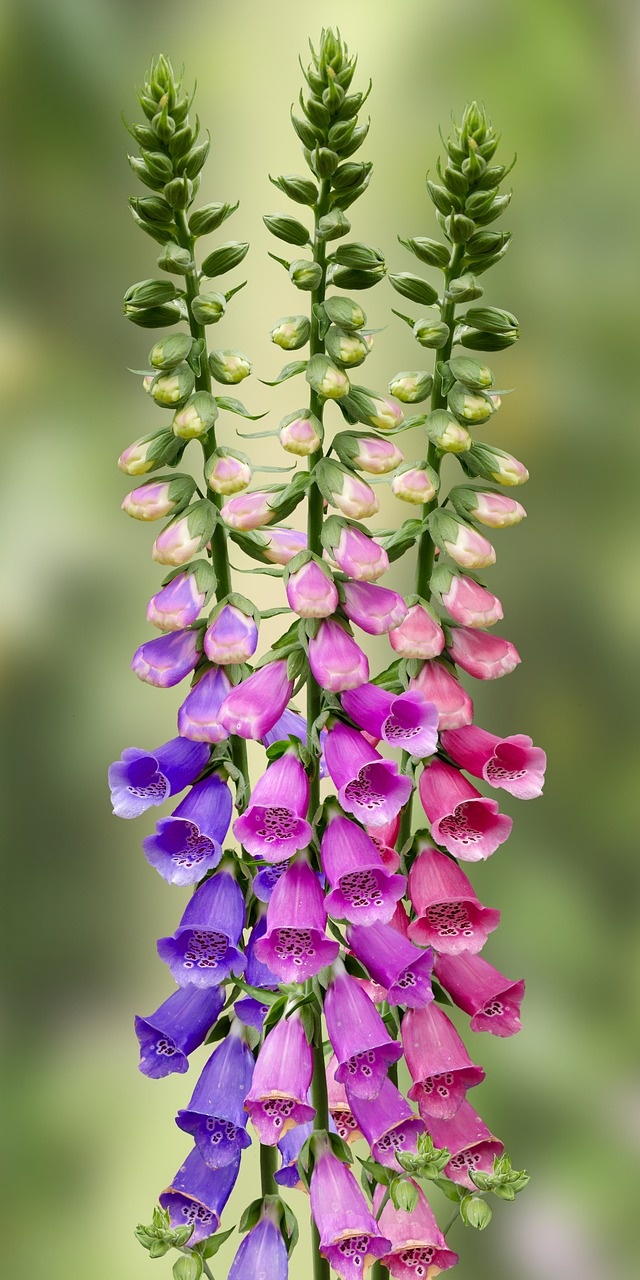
[244,1011,315,1143]
[108,737,210,819]
[419,758,513,861]
[159,1147,240,1245]
[407,843,500,954]
[374,1181,459,1278]
[252,858,291,903]
[325,721,413,829]
[447,627,521,680]
[326,1054,364,1144]
[347,922,434,1009]
[157,869,246,988]
[275,1119,314,1189]
[426,1101,504,1190]
[340,580,407,635]
[254,858,339,982]
[262,527,308,565]
[218,661,294,739]
[389,604,445,660]
[440,725,546,799]
[401,1003,485,1121]
[308,618,369,693]
[331,525,389,582]
[147,572,206,631]
[131,629,201,688]
[227,1202,289,1280]
[410,661,473,730]
[309,1145,392,1280]
[233,749,312,863]
[324,965,402,1100]
[177,667,232,743]
[176,1021,254,1168]
[321,811,405,926]
[204,604,259,664]
[135,985,225,1079]
[286,559,339,618]
[434,952,525,1037]
[341,685,439,758]
[441,574,503,628]
[347,1077,425,1170]
[142,773,233,885]
[234,997,271,1032]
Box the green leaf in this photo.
[215,396,267,420]
[259,360,308,387]
[198,1227,235,1260]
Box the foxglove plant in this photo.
[114,35,542,1280]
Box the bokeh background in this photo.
[2,0,639,1276]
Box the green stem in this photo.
[260,1141,277,1197]
[201,1261,215,1280]
[443,1208,460,1236]
[371,1265,390,1280]
[311,1035,331,1280]
[396,750,414,851]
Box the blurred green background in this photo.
[2,0,639,1276]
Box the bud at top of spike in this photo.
[208,350,252,384]
[172,391,218,439]
[149,333,193,371]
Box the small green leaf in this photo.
[260,360,308,387]
[198,1226,235,1259]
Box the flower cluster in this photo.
[114,39,540,1280]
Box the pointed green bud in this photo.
[400,236,450,269]
[388,371,433,403]
[130,194,174,225]
[188,202,239,236]
[448,381,495,425]
[269,174,318,205]
[201,241,250,277]
[334,242,385,270]
[332,162,370,192]
[460,1197,492,1230]
[317,209,351,241]
[270,315,311,351]
[124,278,177,308]
[172,1255,202,1280]
[323,296,366,331]
[445,212,476,243]
[460,328,518,351]
[124,303,184,328]
[172,391,219,439]
[388,273,439,306]
[446,273,483,302]
[183,139,211,180]
[311,146,341,179]
[330,264,385,290]
[263,214,311,247]
[163,176,193,210]
[425,409,472,453]
[413,318,450,349]
[208,349,252,384]
[289,259,323,291]
[157,243,194,275]
[448,356,493,390]
[464,306,519,333]
[325,326,370,368]
[390,1179,420,1213]
[427,180,458,215]
[466,230,510,259]
[149,333,193,371]
[190,292,227,325]
[139,149,174,183]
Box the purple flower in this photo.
[346,1077,425,1171]
[440,724,547,799]
[419,758,513,861]
[134,985,225,1079]
[324,721,413,829]
[321,811,405,926]
[177,667,232,743]
[234,996,270,1032]
[244,1012,315,1143]
[331,525,389,582]
[308,618,369,693]
[402,1003,485,1121]
[434,951,525,1037]
[204,604,259,665]
[327,1053,364,1144]
[274,1120,314,1189]
[310,1146,391,1280]
[176,1023,254,1168]
[228,1206,289,1280]
[375,1181,459,1278]
[142,773,233,886]
[254,859,339,982]
[341,684,439,758]
[262,527,308,565]
[252,858,291,902]
[147,572,206,631]
[261,707,307,749]
[407,843,500,955]
[159,1147,240,1245]
[219,661,294,740]
[286,559,339,618]
[347,922,434,1009]
[233,750,312,863]
[324,966,402,1100]
[157,870,246,988]
[244,915,280,990]
[426,1100,504,1189]
[109,737,210,819]
[131,629,201,688]
[388,603,445,660]
[340,581,407,635]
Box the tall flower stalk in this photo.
[113,35,541,1280]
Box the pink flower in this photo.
[326,1054,364,1144]
[441,575,503,628]
[341,684,439,758]
[402,1003,485,1121]
[409,661,473,730]
[442,522,496,570]
[122,481,175,520]
[441,725,546,798]
[427,1100,504,1189]
[152,519,201,567]
[348,435,404,474]
[218,661,294,740]
[331,526,389,582]
[308,619,369,693]
[391,465,438,505]
[375,1180,459,1277]
[341,581,407,635]
[407,842,500,953]
[204,605,259,665]
[325,721,412,829]
[330,473,380,520]
[419,758,512,861]
[262,527,308,565]
[147,572,206,632]
[221,491,275,530]
[466,490,526,528]
[286,560,339,618]
[447,627,521,679]
[389,604,445,659]
[434,951,525,1036]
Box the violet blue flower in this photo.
[324,721,413,829]
[275,1119,314,1189]
[321,811,405,926]
[109,737,210,819]
[176,1022,254,1168]
[234,996,271,1032]
[233,750,312,863]
[331,525,389,582]
[440,725,547,799]
[401,1003,485,1121]
[147,572,206,631]
[340,581,407,635]
[157,870,246,988]
[407,843,500,954]
[286,559,339,618]
[218,661,294,740]
[388,604,445,660]
[426,1100,504,1190]
[142,773,233,886]
[341,684,439,758]
[433,951,525,1037]
[347,1077,425,1171]
[324,966,402,1100]
[228,1205,289,1280]
[135,984,225,1079]
[419,758,513,861]
[244,1011,315,1143]
[410,660,474,730]
[243,915,280,991]
[252,858,291,902]
[310,1146,392,1280]
[447,626,521,679]
[177,667,232,743]
[159,1147,240,1245]
[131,629,201,688]
[204,604,259,665]
[375,1181,459,1278]
[326,1054,364,1144]
[308,618,369,693]
[347,922,434,1009]
[441,574,503,628]
[261,707,307,749]
[253,859,339,982]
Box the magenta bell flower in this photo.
[324,965,402,1099]
[341,580,407,635]
[244,1011,315,1143]
[347,1077,425,1170]
[157,869,246,988]
[254,858,339,981]
[178,667,231,743]
[308,618,369,692]
[147,572,206,631]
[419,758,513,861]
[286,559,339,617]
[131,629,201,689]
[427,1100,504,1190]
[347,922,434,1009]
[159,1148,240,1245]
[227,1204,289,1280]
[262,527,308,564]
[321,812,406,926]
[442,574,503,628]
[408,843,500,954]
[441,725,547,799]
[325,721,413,829]
[204,604,258,664]
[341,684,439,758]
[389,604,445,660]
[135,985,225,1079]
[310,1146,392,1280]
[176,1021,254,1168]
[434,951,525,1037]
[447,626,521,679]
[143,772,233,885]
[233,749,312,862]
[327,1054,364,1144]
[375,1181,459,1278]
[108,736,209,819]
[410,661,473,730]
[218,660,294,739]
[332,525,389,581]
[402,1003,485,1121]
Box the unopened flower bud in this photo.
[221,491,275,530]
[388,371,433,403]
[124,278,177,309]
[425,410,472,453]
[306,354,350,400]
[150,363,196,408]
[279,409,323,456]
[429,510,496,569]
[450,487,526,527]
[286,557,339,618]
[156,243,193,275]
[200,240,250,277]
[142,375,154,394]
[205,448,252,495]
[448,356,493,390]
[323,296,366,331]
[315,459,379,519]
[446,273,483,302]
[289,259,323,291]
[149,333,193,371]
[367,396,404,433]
[122,475,196,520]
[464,444,529,486]
[448,381,495,425]
[172,391,219,439]
[262,527,308,565]
[392,463,439,505]
[414,319,450,349]
[208,349,252,384]
[190,292,226,325]
[270,315,311,350]
[118,429,181,476]
[325,326,370,367]
[152,500,217,566]
[204,602,259,664]
[334,431,403,475]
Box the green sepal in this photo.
[163,175,194,211]
[464,229,510,260]
[269,173,319,205]
[444,212,476,244]
[431,978,453,1006]
[238,1198,265,1236]
[396,1132,451,1180]
[130,206,175,245]
[157,243,194,274]
[357,1157,393,1187]
[379,518,425,562]
[317,208,351,241]
[201,241,250,277]
[188,201,239,236]
[448,356,493,389]
[263,214,310,246]
[398,235,450,269]
[172,1255,202,1280]
[427,178,459,215]
[290,110,319,149]
[309,145,340,179]
[130,194,175,225]
[460,1196,492,1230]
[197,1227,236,1260]
[388,273,439,306]
[215,396,267,420]
[260,360,308,386]
[150,362,195,409]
